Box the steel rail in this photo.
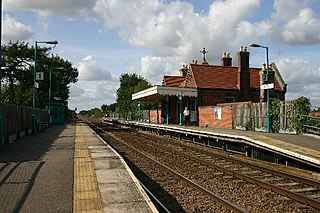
[145,138,320,210]
[135,129,320,188]
[141,130,320,188]
[193,143,320,187]
[85,119,320,210]
[107,132,248,213]
[85,120,248,213]
[139,181,171,213]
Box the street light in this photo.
[0,0,3,150]
[33,40,58,133]
[137,101,141,121]
[250,43,270,133]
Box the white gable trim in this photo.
[132,85,197,101]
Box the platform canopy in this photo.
[132,85,198,102]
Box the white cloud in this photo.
[5,0,320,110]
[277,58,320,106]
[140,55,176,83]
[93,0,265,80]
[69,81,118,111]
[3,15,34,42]
[3,0,97,30]
[4,0,97,17]
[69,83,85,98]
[272,0,320,45]
[69,55,119,110]
[69,78,119,111]
[78,56,116,81]
[281,8,320,44]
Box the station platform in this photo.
[0,121,158,213]
[116,120,320,170]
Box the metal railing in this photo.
[2,103,49,143]
[302,115,320,135]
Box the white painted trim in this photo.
[132,85,197,100]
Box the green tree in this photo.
[1,41,35,103]
[116,73,153,114]
[101,103,117,112]
[294,96,311,134]
[86,108,104,119]
[1,41,78,108]
[270,98,281,133]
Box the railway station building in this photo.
[132,46,287,126]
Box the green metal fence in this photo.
[2,103,49,143]
[302,115,320,135]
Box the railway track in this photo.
[86,119,320,212]
[134,130,320,209]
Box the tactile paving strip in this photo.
[73,125,103,213]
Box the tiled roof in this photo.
[163,76,185,87]
[189,64,283,91]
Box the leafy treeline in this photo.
[1,41,78,107]
[80,73,157,118]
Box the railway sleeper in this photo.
[259,177,284,182]
[274,182,301,187]
[291,187,319,193]
[308,194,320,199]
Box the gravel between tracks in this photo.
[100,125,319,212]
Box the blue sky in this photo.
[2,0,320,111]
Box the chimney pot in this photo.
[221,51,232,66]
[180,64,188,77]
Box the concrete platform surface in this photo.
[78,122,158,213]
[0,124,74,213]
[0,121,158,213]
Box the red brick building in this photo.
[132,46,287,125]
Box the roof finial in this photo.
[200,47,208,62]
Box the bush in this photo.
[294,96,311,134]
[270,98,281,133]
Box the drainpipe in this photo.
[179,95,182,126]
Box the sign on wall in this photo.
[214,107,222,120]
[36,72,44,80]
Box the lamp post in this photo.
[33,40,58,133]
[137,101,141,121]
[250,43,270,133]
[0,0,3,150]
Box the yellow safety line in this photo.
[73,124,104,213]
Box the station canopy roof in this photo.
[132,85,198,102]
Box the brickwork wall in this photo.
[198,106,215,127]
[150,110,162,123]
[198,105,233,129]
[199,90,239,106]
[309,112,320,117]
[213,105,233,128]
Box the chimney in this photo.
[221,52,232,66]
[179,64,188,77]
[237,45,250,101]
